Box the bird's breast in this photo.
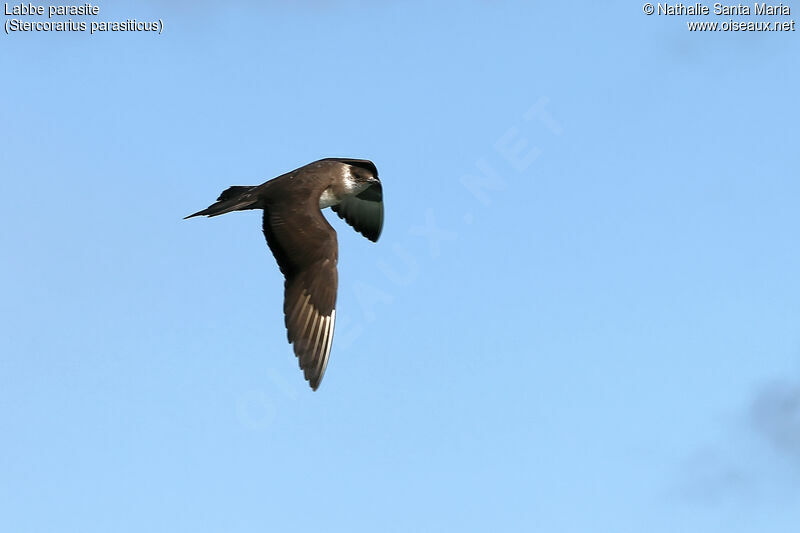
[319,188,340,209]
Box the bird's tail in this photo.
[184,186,259,219]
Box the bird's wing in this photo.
[331,182,384,242]
[262,205,338,390]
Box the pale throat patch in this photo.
[341,167,359,195]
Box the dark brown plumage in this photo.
[185,158,383,390]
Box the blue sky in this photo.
[2,1,799,531]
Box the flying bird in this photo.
[185,158,384,390]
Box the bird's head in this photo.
[325,158,380,195]
[344,159,379,184]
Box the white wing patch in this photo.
[316,310,335,384]
[289,290,336,390]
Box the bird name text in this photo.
[4,3,100,17]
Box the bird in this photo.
[185,158,384,390]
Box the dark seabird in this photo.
[185,158,383,390]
